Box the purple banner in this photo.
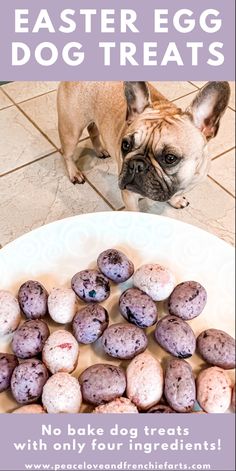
[0,414,235,470]
[0,0,235,80]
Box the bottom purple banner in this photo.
[0,414,234,471]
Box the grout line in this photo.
[188,81,201,89]
[0,151,58,178]
[171,90,197,103]
[211,146,235,161]
[207,175,235,199]
[228,105,235,112]
[1,86,58,106]
[81,175,116,210]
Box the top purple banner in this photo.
[0,0,235,81]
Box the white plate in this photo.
[0,212,235,413]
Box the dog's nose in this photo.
[128,158,148,174]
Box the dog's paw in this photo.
[168,195,190,209]
[70,171,86,185]
[96,149,110,159]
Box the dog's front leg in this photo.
[121,190,140,211]
[168,194,190,209]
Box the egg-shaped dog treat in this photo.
[12,319,50,359]
[13,404,46,414]
[42,330,79,374]
[97,249,134,283]
[133,264,175,301]
[72,304,109,344]
[102,323,148,360]
[119,288,158,328]
[0,353,19,392]
[155,315,196,358]
[93,398,138,413]
[79,364,126,405]
[0,290,21,337]
[197,367,231,413]
[168,281,207,320]
[48,288,76,324]
[11,359,48,404]
[197,329,235,370]
[71,270,110,303]
[147,404,175,413]
[126,352,163,410]
[18,281,48,320]
[42,372,82,413]
[164,358,196,413]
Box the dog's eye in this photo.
[164,154,179,165]
[121,138,132,154]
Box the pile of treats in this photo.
[0,248,235,414]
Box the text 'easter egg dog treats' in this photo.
[18,280,48,320]
[126,351,163,410]
[12,319,50,359]
[48,287,76,324]
[72,304,109,344]
[102,323,148,360]
[119,288,158,328]
[197,367,232,413]
[168,281,207,320]
[155,315,196,358]
[0,290,21,337]
[133,264,175,301]
[71,269,110,303]
[42,372,82,413]
[11,359,48,404]
[97,249,134,283]
[79,363,126,405]
[0,353,19,393]
[93,398,138,414]
[42,330,79,374]
[197,329,235,370]
[164,358,196,413]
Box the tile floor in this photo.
[0,81,235,248]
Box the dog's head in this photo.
[118,81,230,201]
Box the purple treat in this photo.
[18,280,48,319]
[119,288,158,328]
[155,315,196,358]
[11,359,48,404]
[168,281,207,320]
[71,270,110,303]
[73,304,109,344]
[79,363,126,405]
[97,249,134,283]
[102,323,148,360]
[12,319,50,359]
[0,353,19,392]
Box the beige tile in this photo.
[0,106,55,175]
[209,149,235,196]
[140,177,235,246]
[0,89,12,110]
[74,140,123,210]
[20,92,88,149]
[0,152,111,246]
[189,81,207,89]
[228,81,235,110]
[174,94,235,159]
[150,81,196,101]
[2,81,59,103]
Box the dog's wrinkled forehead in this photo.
[127,111,206,160]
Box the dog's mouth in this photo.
[118,156,177,202]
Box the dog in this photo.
[57,81,230,210]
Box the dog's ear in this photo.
[187,82,230,140]
[124,82,152,123]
